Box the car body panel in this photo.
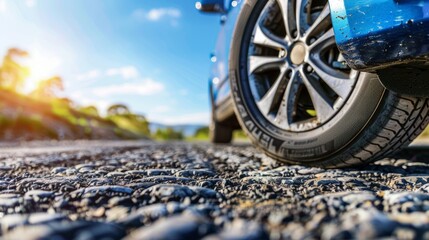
[210,0,244,121]
[329,0,429,71]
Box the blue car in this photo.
[198,0,429,167]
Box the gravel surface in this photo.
[0,141,428,240]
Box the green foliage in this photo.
[195,126,209,136]
[107,104,130,116]
[56,98,73,107]
[0,88,151,140]
[154,127,184,140]
[106,103,150,137]
[188,126,209,141]
[233,130,248,140]
[108,113,150,137]
[0,48,29,91]
[79,106,100,117]
[0,114,58,139]
[30,76,64,99]
[186,128,249,142]
[77,118,89,127]
[52,101,78,125]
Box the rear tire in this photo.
[229,0,429,167]
[210,120,233,144]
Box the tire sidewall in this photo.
[229,0,386,163]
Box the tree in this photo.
[154,127,184,140]
[80,105,100,117]
[131,114,150,135]
[30,76,64,99]
[133,114,147,123]
[194,126,209,138]
[107,104,130,116]
[0,48,30,91]
[57,98,74,107]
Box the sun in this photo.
[24,50,62,93]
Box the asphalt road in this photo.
[0,140,428,240]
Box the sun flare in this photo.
[24,51,62,93]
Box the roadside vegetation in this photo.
[186,126,249,142]
[153,128,184,141]
[0,48,150,140]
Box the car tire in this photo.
[210,119,233,143]
[229,0,429,167]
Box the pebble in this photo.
[3,221,126,240]
[146,169,176,176]
[175,169,216,178]
[24,190,54,201]
[125,212,214,240]
[51,167,68,174]
[0,213,67,233]
[389,176,429,190]
[0,194,20,208]
[119,203,182,227]
[204,219,268,240]
[328,208,399,239]
[137,184,196,201]
[70,185,133,198]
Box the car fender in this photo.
[328,0,429,72]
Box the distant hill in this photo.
[150,123,207,137]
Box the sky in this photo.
[0,0,221,125]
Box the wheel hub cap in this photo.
[290,43,306,65]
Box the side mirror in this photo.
[196,0,226,13]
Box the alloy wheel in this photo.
[247,0,358,132]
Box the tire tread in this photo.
[335,94,429,168]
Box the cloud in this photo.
[132,8,181,24]
[76,66,139,81]
[69,92,111,115]
[76,70,101,81]
[92,79,165,97]
[147,8,181,21]
[106,66,139,79]
[149,112,210,125]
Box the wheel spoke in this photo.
[276,0,295,41]
[308,28,335,52]
[275,70,299,128]
[249,56,284,74]
[304,4,330,40]
[299,69,335,123]
[257,68,288,115]
[295,0,303,38]
[308,59,354,99]
[253,23,285,50]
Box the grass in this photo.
[185,129,249,142]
